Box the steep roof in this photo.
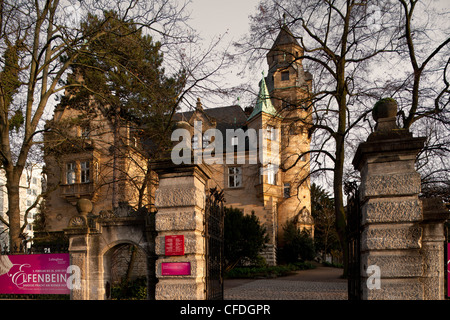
[271,25,300,50]
[173,104,249,150]
[174,104,247,133]
[247,74,278,121]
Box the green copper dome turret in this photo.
[248,73,278,121]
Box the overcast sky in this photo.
[187,0,262,107]
[188,0,260,44]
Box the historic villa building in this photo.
[42,25,313,265]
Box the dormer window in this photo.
[203,132,211,148]
[281,71,289,81]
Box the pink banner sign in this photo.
[161,262,191,276]
[0,253,70,295]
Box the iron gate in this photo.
[346,183,361,300]
[205,187,224,300]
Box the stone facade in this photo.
[172,25,314,265]
[43,103,149,232]
[43,25,315,299]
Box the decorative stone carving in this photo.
[99,210,115,219]
[68,215,87,227]
[155,209,203,232]
[361,253,423,278]
[361,172,421,198]
[155,187,205,208]
[362,198,422,224]
[361,225,422,251]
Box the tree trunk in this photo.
[333,153,348,277]
[334,51,349,276]
[6,174,22,253]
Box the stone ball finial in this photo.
[372,98,398,122]
[76,198,93,216]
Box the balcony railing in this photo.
[60,182,97,204]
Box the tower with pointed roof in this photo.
[249,24,314,251]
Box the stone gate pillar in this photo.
[64,198,101,300]
[353,99,426,299]
[420,198,450,299]
[152,161,211,300]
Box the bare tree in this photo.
[381,0,450,193]
[0,0,195,253]
[238,0,449,275]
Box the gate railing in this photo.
[205,187,224,300]
[346,183,361,300]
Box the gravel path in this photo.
[224,266,348,300]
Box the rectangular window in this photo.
[267,163,277,185]
[284,183,291,198]
[228,167,242,188]
[281,71,289,81]
[266,125,276,141]
[66,162,76,185]
[80,161,90,183]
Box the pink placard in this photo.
[448,244,450,297]
[165,235,185,256]
[0,253,70,295]
[161,262,191,276]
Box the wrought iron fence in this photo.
[346,184,361,300]
[205,187,225,300]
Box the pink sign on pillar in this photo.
[0,253,71,295]
[448,243,450,297]
[161,262,191,276]
[165,235,185,256]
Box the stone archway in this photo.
[64,201,156,300]
[102,241,148,300]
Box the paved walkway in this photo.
[224,265,348,300]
